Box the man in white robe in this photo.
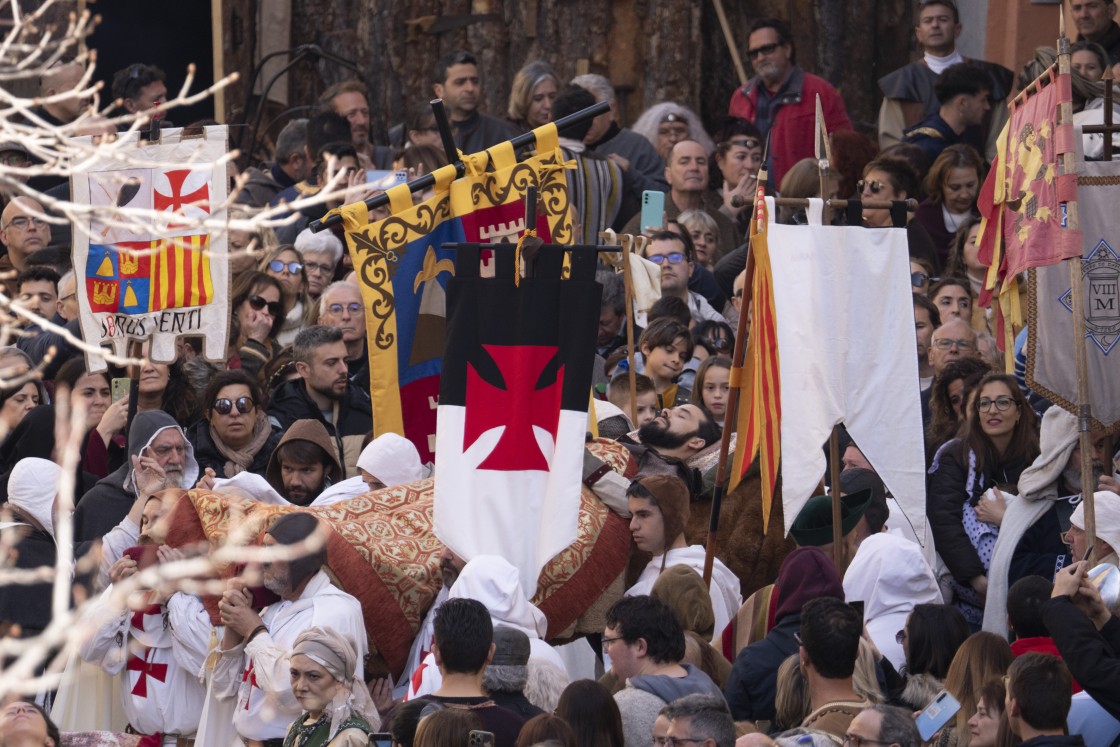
[624,475,741,640]
[209,513,368,744]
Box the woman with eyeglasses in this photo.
[858,156,942,275]
[190,369,280,482]
[229,270,286,384]
[928,373,1039,629]
[261,244,311,347]
[913,145,985,268]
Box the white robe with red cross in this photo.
[79,588,210,737]
[209,570,367,742]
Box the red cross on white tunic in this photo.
[242,660,259,710]
[126,648,168,697]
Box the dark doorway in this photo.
[89,2,216,124]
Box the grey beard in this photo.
[1063,465,1082,493]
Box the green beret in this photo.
[789,488,873,547]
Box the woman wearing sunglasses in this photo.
[230,270,286,383]
[190,369,281,481]
[260,244,311,347]
[859,156,942,275]
[927,373,1039,629]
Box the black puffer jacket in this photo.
[266,378,372,478]
[926,439,1030,584]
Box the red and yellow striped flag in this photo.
[151,235,213,311]
[730,194,781,532]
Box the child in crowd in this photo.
[637,317,693,409]
[607,372,659,430]
[691,356,731,428]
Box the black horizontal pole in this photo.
[440,242,622,253]
[309,100,610,233]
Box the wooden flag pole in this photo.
[704,158,767,586]
[1057,23,1097,561]
[704,241,755,586]
[711,0,748,87]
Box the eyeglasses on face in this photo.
[659,738,707,747]
[601,635,625,653]
[703,337,730,352]
[647,252,686,265]
[844,736,892,747]
[247,295,282,317]
[932,338,974,350]
[327,302,363,316]
[213,396,255,415]
[977,396,1016,412]
[268,259,303,274]
[748,42,782,59]
[4,216,46,230]
[895,628,908,645]
[304,261,335,276]
[858,179,887,195]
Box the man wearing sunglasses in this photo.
[877,0,1012,159]
[268,325,372,478]
[727,18,852,185]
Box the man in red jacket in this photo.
[727,18,852,186]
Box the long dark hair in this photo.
[905,603,970,679]
[229,270,285,344]
[202,369,265,424]
[555,679,624,747]
[961,373,1039,474]
[927,358,991,456]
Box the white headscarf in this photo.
[356,433,426,487]
[1070,491,1120,554]
[449,555,548,638]
[8,457,61,538]
[212,471,289,505]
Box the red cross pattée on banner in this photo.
[464,345,564,471]
[126,648,168,698]
[242,661,259,710]
[154,169,210,216]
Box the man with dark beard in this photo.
[624,404,721,495]
[263,419,343,506]
[211,513,368,745]
[268,325,373,477]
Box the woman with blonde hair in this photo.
[284,626,380,746]
[507,60,559,133]
[935,632,1014,747]
[260,244,311,347]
